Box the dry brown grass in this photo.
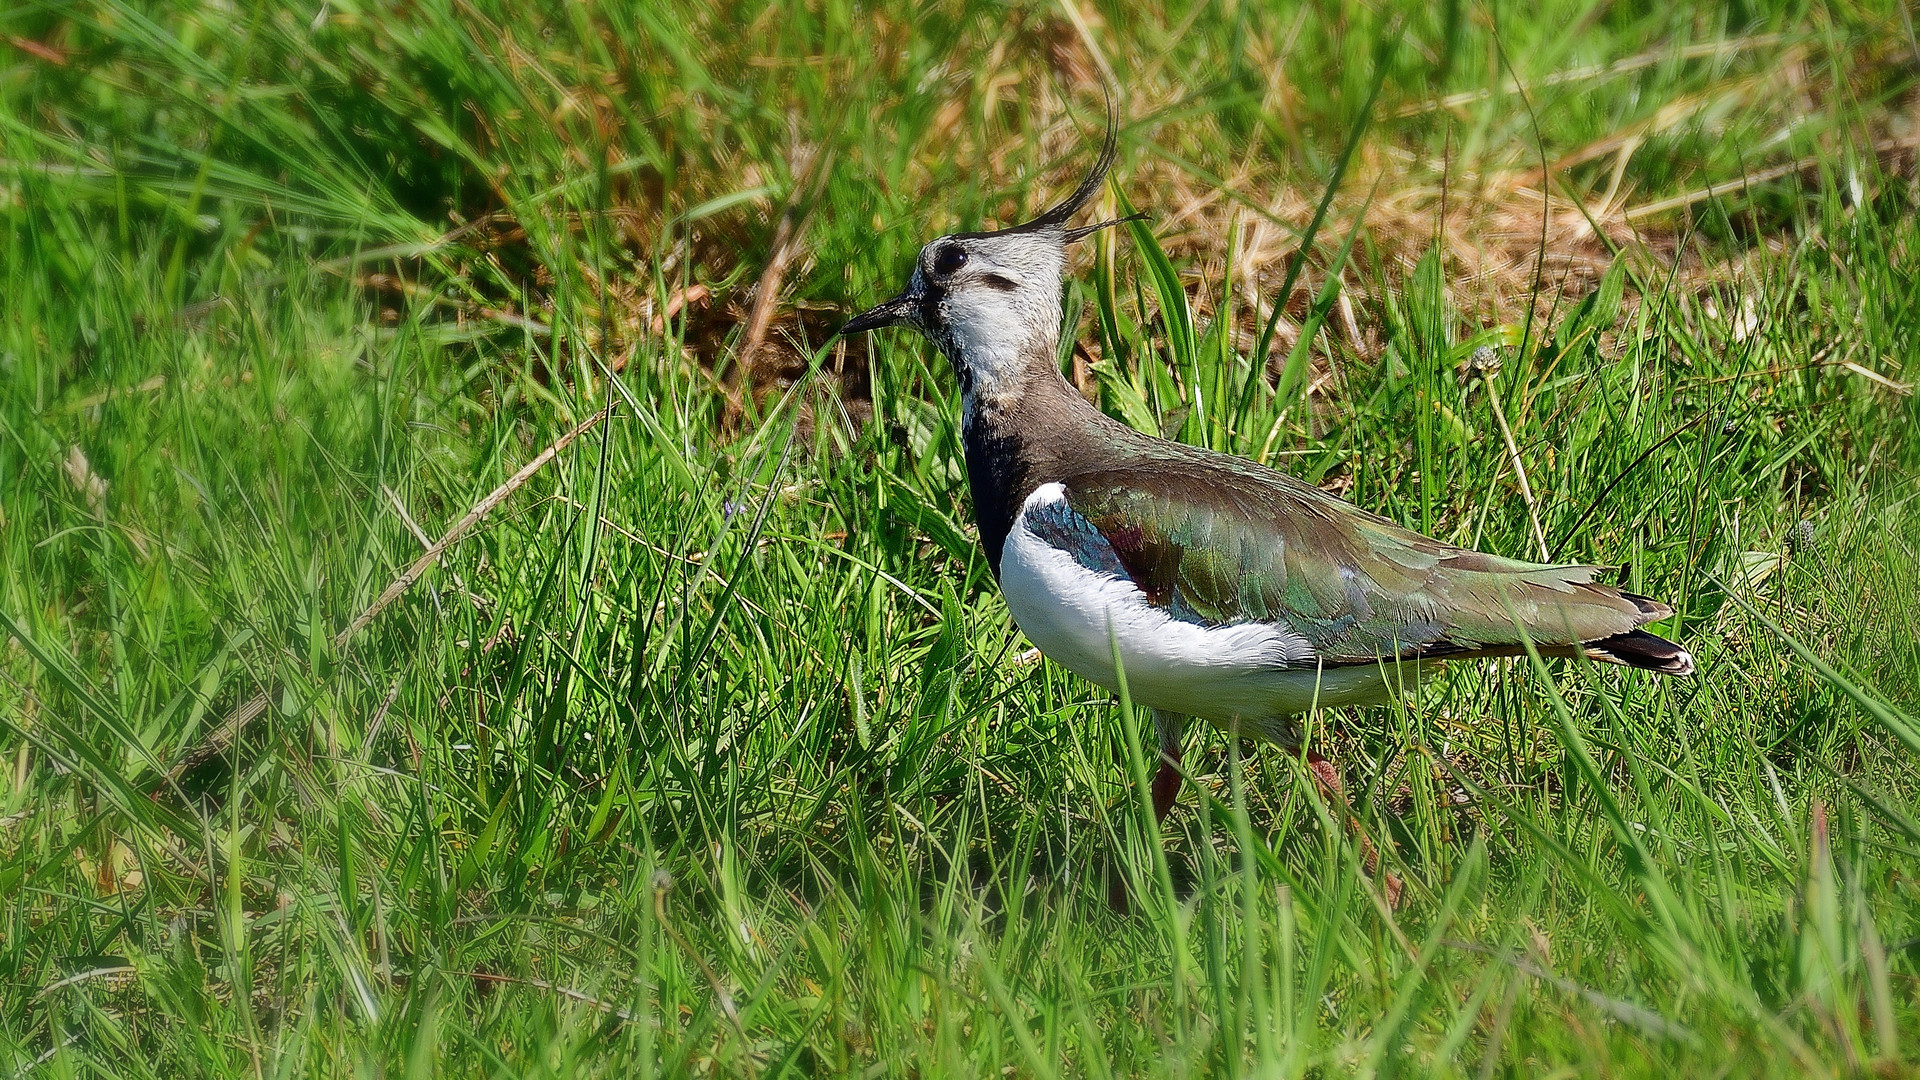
[313,11,1915,426]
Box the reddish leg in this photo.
[1151,710,1186,822]
[1306,748,1404,907]
[1304,748,1344,804]
[1110,711,1188,912]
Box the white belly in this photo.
[998,484,1421,734]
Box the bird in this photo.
[839,106,1693,834]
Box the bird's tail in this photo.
[1573,591,1694,675]
[1582,628,1695,675]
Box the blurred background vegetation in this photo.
[3,0,1919,1075]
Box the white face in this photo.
[897,230,1067,405]
[842,119,1121,396]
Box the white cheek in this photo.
[948,294,1044,393]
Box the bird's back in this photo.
[1043,414,1690,673]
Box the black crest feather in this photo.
[1011,88,1119,233]
[954,86,1133,242]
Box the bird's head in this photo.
[840,104,1139,405]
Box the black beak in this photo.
[838,292,916,337]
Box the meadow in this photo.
[3,0,1920,1074]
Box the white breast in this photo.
[998,484,1404,729]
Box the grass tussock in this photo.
[3,0,1920,1075]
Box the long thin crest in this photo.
[927,82,1141,248]
[1007,87,1120,234]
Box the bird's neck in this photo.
[950,340,1125,576]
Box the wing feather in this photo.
[1054,451,1663,665]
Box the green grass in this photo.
[4,0,1920,1075]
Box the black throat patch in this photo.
[960,414,1027,578]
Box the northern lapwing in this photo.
[840,109,1693,831]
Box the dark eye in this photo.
[932,244,968,275]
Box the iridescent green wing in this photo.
[1058,455,1654,664]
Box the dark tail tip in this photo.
[1584,629,1695,676]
